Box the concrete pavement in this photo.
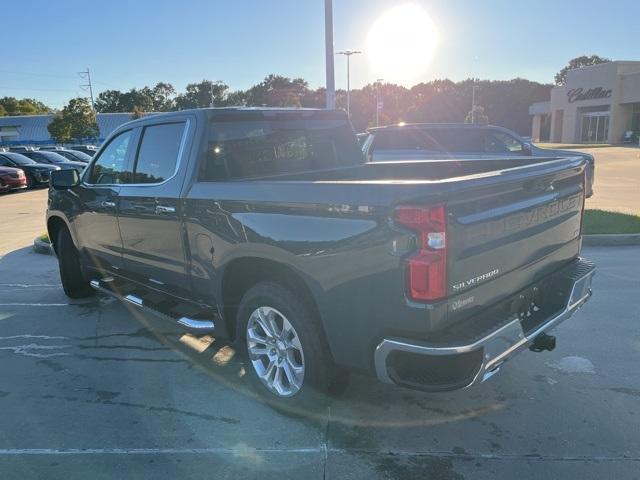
[583,146,640,214]
[0,245,638,479]
[0,188,48,254]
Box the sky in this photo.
[2,0,639,109]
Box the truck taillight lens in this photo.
[394,204,447,301]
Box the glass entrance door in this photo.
[581,113,609,143]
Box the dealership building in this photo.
[530,61,640,143]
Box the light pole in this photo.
[471,84,478,123]
[325,0,336,109]
[375,78,384,127]
[336,49,361,117]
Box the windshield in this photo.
[5,152,37,165]
[67,150,92,161]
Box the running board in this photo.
[90,279,216,333]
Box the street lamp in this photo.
[375,78,384,127]
[336,49,361,117]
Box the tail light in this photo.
[394,203,448,301]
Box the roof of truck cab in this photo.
[367,123,505,132]
[116,107,347,130]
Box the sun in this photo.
[367,4,439,83]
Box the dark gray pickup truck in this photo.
[47,108,595,408]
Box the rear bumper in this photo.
[374,258,595,391]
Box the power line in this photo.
[78,68,95,111]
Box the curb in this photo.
[583,233,640,246]
[33,237,53,255]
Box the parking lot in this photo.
[1,160,639,479]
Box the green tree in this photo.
[95,82,176,112]
[555,55,611,85]
[0,97,50,115]
[131,105,145,119]
[175,80,229,109]
[244,74,308,107]
[465,105,489,124]
[47,98,99,144]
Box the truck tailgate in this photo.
[445,157,585,314]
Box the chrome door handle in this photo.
[101,201,116,208]
[155,205,175,214]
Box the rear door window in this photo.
[132,122,185,184]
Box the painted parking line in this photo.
[0,303,71,307]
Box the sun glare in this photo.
[367,4,438,83]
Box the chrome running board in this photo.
[90,278,216,333]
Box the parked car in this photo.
[66,144,98,156]
[8,145,39,153]
[21,150,86,174]
[50,149,92,163]
[0,151,60,187]
[362,123,595,197]
[0,166,27,192]
[47,108,594,409]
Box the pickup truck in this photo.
[47,108,595,408]
[361,123,596,197]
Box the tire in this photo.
[57,227,94,299]
[25,172,35,189]
[236,282,339,413]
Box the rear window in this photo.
[372,127,483,154]
[201,118,362,180]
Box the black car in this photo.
[0,151,59,187]
[50,149,92,163]
[22,151,86,173]
[66,145,98,156]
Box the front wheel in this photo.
[57,227,94,299]
[236,282,340,412]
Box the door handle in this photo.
[155,205,176,214]
[101,201,116,208]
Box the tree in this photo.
[131,105,145,119]
[175,80,229,109]
[47,98,99,144]
[244,74,308,107]
[555,55,611,85]
[0,97,50,116]
[465,105,489,124]
[95,82,176,112]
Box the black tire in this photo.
[25,172,35,189]
[236,282,339,413]
[57,227,94,299]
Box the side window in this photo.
[132,122,185,184]
[0,156,9,166]
[485,132,524,154]
[88,130,133,184]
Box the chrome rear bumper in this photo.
[374,258,595,391]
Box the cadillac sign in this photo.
[567,87,612,103]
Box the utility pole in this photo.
[78,68,95,111]
[210,81,215,107]
[375,78,384,127]
[325,0,336,109]
[336,49,361,118]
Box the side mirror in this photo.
[522,142,532,155]
[51,169,80,189]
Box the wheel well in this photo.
[47,216,68,255]
[221,257,322,342]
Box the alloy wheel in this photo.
[246,306,305,397]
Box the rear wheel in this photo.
[57,227,94,298]
[236,282,341,412]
